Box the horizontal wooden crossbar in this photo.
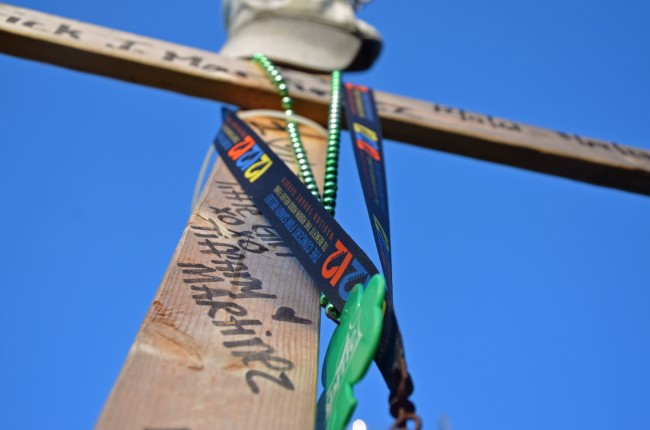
[2,3,649,195]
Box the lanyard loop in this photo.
[220,54,420,427]
[213,108,412,409]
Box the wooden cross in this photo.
[2,3,648,429]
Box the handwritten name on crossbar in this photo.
[2,3,649,195]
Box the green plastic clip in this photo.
[316,274,387,430]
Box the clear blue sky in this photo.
[1,1,649,429]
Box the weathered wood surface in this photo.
[95,114,326,430]
[2,3,649,196]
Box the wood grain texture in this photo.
[1,3,649,195]
[95,114,327,430]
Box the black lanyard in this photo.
[213,106,416,420]
[343,82,415,418]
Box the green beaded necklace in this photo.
[252,53,324,202]
[322,69,342,216]
[252,53,342,321]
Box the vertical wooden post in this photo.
[96,112,326,429]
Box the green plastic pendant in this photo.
[317,274,387,430]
